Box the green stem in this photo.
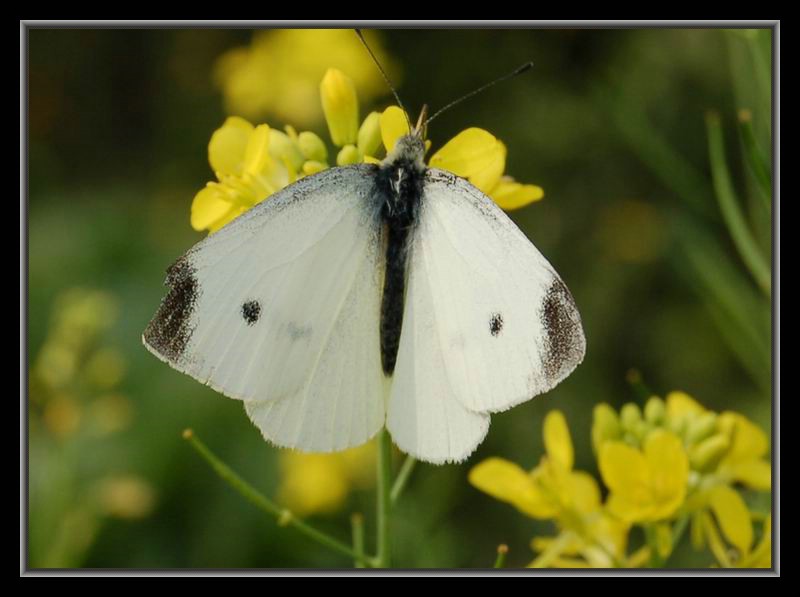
[390,455,417,504]
[530,532,574,568]
[645,524,665,568]
[493,544,509,569]
[665,515,690,565]
[625,368,654,402]
[705,112,771,296]
[737,109,772,207]
[746,33,772,122]
[351,513,366,569]
[183,429,370,567]
[375,427,393,567]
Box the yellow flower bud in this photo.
[644,396,666,425]
[380,106,411,153]
[321,68,359,147]
[543,410,573,471]
[95,475,156,520]
[623,432,640,446]
[686,412,718,445]
[666,415,687,437]
[665,391,706,420]
[689,433,730,471]
[357,111,383,158]
[632,420,650,442]
[337,144,361,166]
[302,160,327,176]
[620,403,643,434]
[297,131,328,163]
[591,403,621,454]
[284,124,299,141]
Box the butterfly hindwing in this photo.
[387,168,585,463]
[143,165,387,451]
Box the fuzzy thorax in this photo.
[382,134,426,171]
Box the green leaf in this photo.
[705,112,771,296]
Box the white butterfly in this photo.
[143,123,585,465]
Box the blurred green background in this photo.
[27,27,772,568]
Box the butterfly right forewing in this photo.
[387,168,585,463]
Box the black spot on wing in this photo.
[241,300,261,325]
[143,256,199,362]
[540,278,585,382]
[490,313,504,336]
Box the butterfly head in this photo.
[382,104,428,171]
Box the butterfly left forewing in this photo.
[144,165,387,451]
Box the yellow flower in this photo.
[42,393,82,439]
[380,106,544,211]
[276,444,375,517]
[93,474,156,520]
[89,394,134,435]
[594,391,771,567]
[695,489,770,568]
[715,411,771,490]
[470,411,630,568]
[190,117,292,234]
[429,129,543,210]
[193,68,545,235]
[82,347,126,390]
[33,288,125,435]
[736,515,771,568]
[599,430,689,523]
[661,391,771,490]
[682,410,771,567]
[665,390,708,437]
[320,68,359,147]
[591,403,622,454]
[357,111,382,158]
[214,29,397,127]
[470,411,590,519]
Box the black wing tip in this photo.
[541,277,586,384]
[143,257,200,363]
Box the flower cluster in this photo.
[30,289,156,566]
[470,410,641,568]
[191,68,544,235]
[470,391,771,568]
[33,288,128,438]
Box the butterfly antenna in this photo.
[424,62,533,128]
[354,29,412,132]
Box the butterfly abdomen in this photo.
[376,137,426,375]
